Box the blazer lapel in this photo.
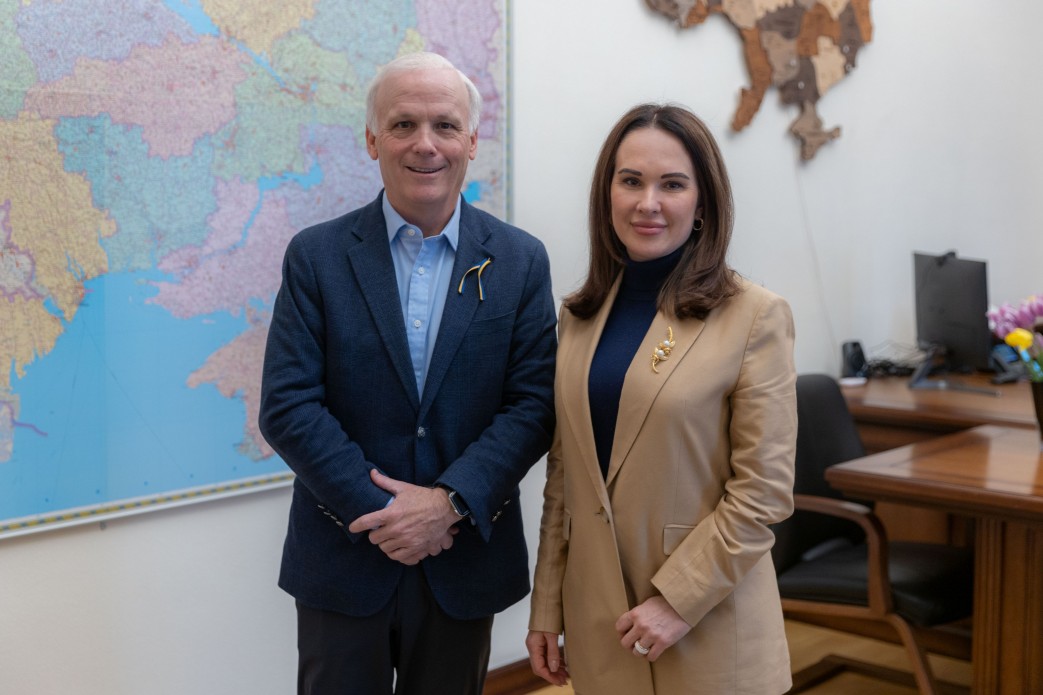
[605,310,705,487]
[559,277,622,512]
[418,202,489,417]
[345,196,421,410]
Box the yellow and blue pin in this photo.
[458,257,492,301]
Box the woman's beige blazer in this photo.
[530,277,797,695]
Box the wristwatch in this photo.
[438,485,471,518]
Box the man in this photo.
[258,52,556,694]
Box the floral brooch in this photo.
[651,326,675,373]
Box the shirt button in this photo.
[417,427,426,438]
[406,228,416,237]
[417,267,425,275]
[413,319,422,328]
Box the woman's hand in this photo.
[525,630,569,686]
[615,595,693,662]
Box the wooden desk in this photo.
[827,426,1043,694]
[841,376,1037,543]
[842,375,1036,454]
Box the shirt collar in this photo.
[382,191,461,251]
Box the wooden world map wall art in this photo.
[645,0,873,160]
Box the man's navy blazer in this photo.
[259,193,556,620]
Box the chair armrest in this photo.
[792,494,894,613]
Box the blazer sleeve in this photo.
[258,232,391,535]
[528,309,571,634]
[435,238,557,541]
[651,289,797,627]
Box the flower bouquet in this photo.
[987,295,1043,382]
[988,294,1043,439]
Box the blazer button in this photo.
[417,426,426,438]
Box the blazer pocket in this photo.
[663,524,694,555]
[466,310,516,335]
[562,509,571,541]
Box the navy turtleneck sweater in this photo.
[588,248,682,478]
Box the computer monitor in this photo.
[910,251,996,394]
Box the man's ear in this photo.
[468,131,478,161]
[365,127,379,161]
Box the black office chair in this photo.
[773,374,973,694]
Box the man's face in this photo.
[366,67,478,236]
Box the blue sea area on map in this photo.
[463,181,483,203]
[161,0,218,36]
[0,271,287,521]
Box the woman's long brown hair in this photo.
[565,103,740,320]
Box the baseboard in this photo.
[484,657,544,695]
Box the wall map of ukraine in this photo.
[647,0,873,160]
[0,0,507,534]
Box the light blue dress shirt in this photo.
[382,193,460,397]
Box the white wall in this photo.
[2,2,1041,693]
[0,489,297,694]
[512,0,1043,376]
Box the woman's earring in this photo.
[692,218,704,232]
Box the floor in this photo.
[528,620,972,694]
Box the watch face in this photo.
[449,491,470,516]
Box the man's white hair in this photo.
[365,52,482,134]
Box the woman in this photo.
[526,104,797,694]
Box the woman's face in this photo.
[610,127,701,262]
